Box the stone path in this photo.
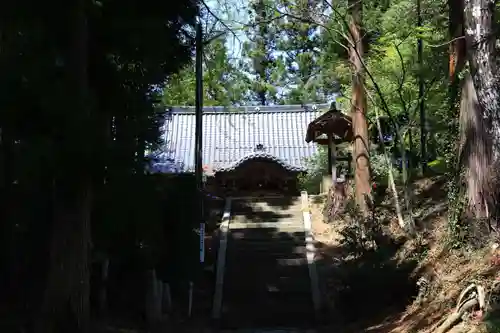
[217,197,317,330]
[220,329,317,333]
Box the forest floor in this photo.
[309,176,500,333]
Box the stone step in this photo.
[224,262,309,281]
[223,294,313,308]
[230,215,303,225]
[231,203,302,212]
[231,197,302,207]
[222,293,314,310]
[222,288,314,302]
[229,220,304,229]
[232,203,303,209]
[229,215,304,224]
[224,278,312,294]
[219,330,317,333]
[220,301,316,329]
[229,228,306,242]
[226,253,307,265]
[232,198,302,206]
[230,209,303,216]
[227,243,307,256]
[232,200,303,208]
[230,208,303,216]
[230,238,306,246]
[223,300,314,315]
[218,197,316,329]
[224,269,310,282]
[226,253,307,264]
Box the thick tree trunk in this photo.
[463,0,499,122]
[36,0,92,332]
[37,188,92,333]
[462,0,500,222]
[348,0,372,215]
[0,127,14,283]
[459,73,492,215]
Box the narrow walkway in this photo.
[214,196,319,330]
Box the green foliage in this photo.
[446,170,468,249]
[240,0,284,104]
[298,146,329,193]
[163,37,252,106]
[427,157,447,173]
[483,317,500,333]
[371,152,398,183]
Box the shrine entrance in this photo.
[206,154,303,197]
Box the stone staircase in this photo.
[214,196,318,329]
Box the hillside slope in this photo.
[310,177,500,333]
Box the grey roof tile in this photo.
[148,104,327,173]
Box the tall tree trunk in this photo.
[36,0,92,332]
[348,0,372,215]
[417,0,427,174]
[447,0,466,146]
[462,0,500,224]
[448,0,466,91]
[257,0,267,106]
[0,127,14,268]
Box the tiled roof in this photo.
[148,104,327,173]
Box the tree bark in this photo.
[463,0,499,123]
[348,0,372,215]
[36,0,92,332]
[463,0,500,221]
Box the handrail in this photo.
[301,191,322,317]
[211,198,232,320]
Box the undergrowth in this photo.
[316,175,500,332]
[322,190,423,326]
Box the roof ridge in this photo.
[215,151,306,173]
[165,103,330,114]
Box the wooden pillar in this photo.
[328,134,337,184]
[327,143,333,175]
[347,153,352,179]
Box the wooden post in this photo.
[212,198,232,320]
[301,191,322,317]
[329,134,337,184]
[327,142,332,176]
[347,153,352,179]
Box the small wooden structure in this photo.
[305,102,353,185]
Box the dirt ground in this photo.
[309,177,500,333]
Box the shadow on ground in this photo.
[315,223,423,331]
[232,195,298,209]
[78,192,430,333]
[230,197,297,223]
[219,196,315,329]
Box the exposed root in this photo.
[434,284,486,333]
